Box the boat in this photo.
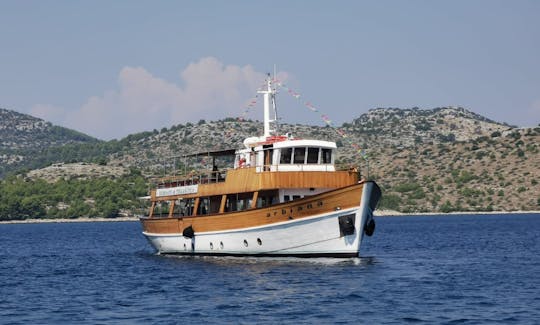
[140,76,381,257]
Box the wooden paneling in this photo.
[141,182,366,234]
[141,217,183,233]
[152,168,358,202]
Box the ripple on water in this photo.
[0,215,539,324]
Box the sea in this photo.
[1,213,539,324]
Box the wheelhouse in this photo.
[234,138,336,172]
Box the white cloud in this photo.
[30,57,283,140]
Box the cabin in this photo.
[147,136,359,219]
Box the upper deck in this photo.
[151,166,359,201]
[149,76,359,204]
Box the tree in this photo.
[378,194,401,211]
[441,200,454,213]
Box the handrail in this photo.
[154,163,359,188]
[155,169,227,188]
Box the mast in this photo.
[272,67,279,136]
[258,73,278,137]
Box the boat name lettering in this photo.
[268,201,323,218]
[156,185,199,197]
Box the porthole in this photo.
[210,242,214,250]
[183,243,187,250]
[220,241,224,249]
[243,239,248,247]
[257,238,262,246]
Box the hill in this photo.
[0,108,97,150]
[104,106,514,169]
[1,106,539,216]
[104,107,539,212]
[0,108,100,177]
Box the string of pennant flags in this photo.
[238,94,260,122]
[273,79,368,161]
[223,82,266,139]
[175,78,369,174]
[222,78,369,163]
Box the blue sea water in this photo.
[1,214,539,324]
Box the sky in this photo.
[1,1,539,140]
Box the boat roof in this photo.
[173,149,237,159]
[271,138,337,149]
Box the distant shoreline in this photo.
[375,209,540,217]
[2,211,540,224]
[0,216,140,224]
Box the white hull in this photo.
[143,182,377,257]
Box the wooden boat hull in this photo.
[140,181,381,257]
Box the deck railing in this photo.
[155,163,360,189]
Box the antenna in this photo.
[272,65,279,135]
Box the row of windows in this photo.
[279,147,332,165]
[153,191,281,217]
[153,190,313,217]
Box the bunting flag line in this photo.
[225,81,269,139]
[274,79,368,161]
[305,102,318,112]
[237,94,259,121]
[229,78,369,161]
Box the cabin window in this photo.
[294,147,306,164]
[152,202,166,217]
[178,198,194,216]
[322,148,332,164]
[284,195,290,202]
[257,190,279,208]
[173,199,183,216]
[280,148,293,164]
[307,147,319,164]
[225,192,253,212]
[209,197,222,213]
[198,198,209,215]
[225,197,236,212]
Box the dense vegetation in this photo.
[0,169,149,221]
